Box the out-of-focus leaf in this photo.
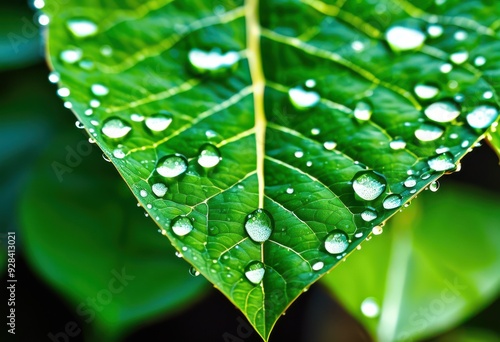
[486,129,500,163]
[0,6,43,70]
[19,132,209,341]
[434,327,500,342]
[43,0,500,339]
[321,184,500,342]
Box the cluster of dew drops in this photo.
[43,0,500,288]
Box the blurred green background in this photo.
[1,1,500,341]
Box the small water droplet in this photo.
[145,111,173,132]
[324,230,349,254]
[113,148,126,159]
[91,84,109,96]
[175,251,183,258]
[385,26,426,51]
[466,105,499,129]
[48,71,60,83]
[151,183,168,197]
[305,79,316,88]
[361,297,380,318]
[383,194,403,210]
[60,48,83,64]
[90,99,101,108]
[189,266,200,276]
[244,261,265,285]
[156,154,188,178]
[288,86,320,110]
[351,40,365,52]
[102,153,111,162]
[404,176,417,188]
[414,123,444,142]
[424,101,460,123]
[100,45,113,57]
[450,51,469,65]
[352,171,387,201]
[140,189,148,198]
[75,121,84,129]
[454,30,468,41]
[429,181,440,192]
[389,138,406,150]
[354,101,372,121]
[188,48,239,75]
[427,25,443,38]
[372,225,383,235]
[312,261,324,271]
[67,19,98,38]
[414,83,439,100]
[286,187,294,194]
[101,117,132,139]
[474,56,486,67]
[197,144,221,168]
[244,209,274,243]
[483,91,493,100]
[33,0,45,9]
[323,141,337,150]
[294,150,304,158]
[361,209,377,222]
[440,63,453,73]
[130,113,144,122]
[171,216,194,236]
[428,152,455,171]
[311,128,320,135]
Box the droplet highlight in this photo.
[244,261,265,285]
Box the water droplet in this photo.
[352,171,387,201]
[372,225,383,235]
[75,121,84,129]
[90,99,101,108]
[244,261,265,285]
[102,153,111,162]
[244,209,274,243]
[312,261,324,271]
[311,128,320,135]
[38,14,50,26]
[361,297,380,318]
[385,26,426,51]
[175,251,183,258]
[100,45,113,57]
[113,148,126,159]
[156,154,188,178]
[414,123,444,142]
[306,161,313,167]
[288,86,320,110]
[427,25,443,38]
[130,113,144,122]
[354,101,372,121]
[483,91,493,100]
[60,48,83,64]
[428,152,455,171]
[145,112,173,132]
[48,71,60,83]
[64,101,73,109]
[67,19,98,38]
[466,105,498,129]
[429,181,440,192]
[171,216,193,236]
[286,187,294,194]
[404,176,417,188]
[389,138,406,150]
[351,40,365,52]
[33,0,45,9]
[91,84,109,97]
[414,83,439,100]
[450,51,469,65]
[56,87,70,97]
[305,79,316,88]
[324,230,349,254]
[188,48,239,75]
[151,183,168,197]
[454,30,468,41]
[361,209,377,222]
[323,141,337,150]
[424,101,460,123]
[140,190,148,198]
[197,144,221,168]
[79,59,94,70]
[189,266,200,277]
[294,150,304,158]
[440,63,453,73]
[474,56,486,67]
[383,194,402,210]
[101,117,132,139]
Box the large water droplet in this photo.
[171,216,194,236]
[101,117,132,139]
[152,183,168,197]
[244,261,265,285]
[354,101,372,121]
[361,209,377,222]
[361,297,380,318]
[385,26,426,51]
[145,112,173,132]
[383,194,402,210]
[188,48,239,75]
[428,152,455,171]
[288,86,320,110]
[156,154,188,178]
[414,123,444,142]
[352,171,387,201]
[414,83,439,100]
[424,101,460,123]
[244,209,274,243]
[466,105,498,129]
[197,144,221,168]
[66,19,98,38]
[324,230,349,254]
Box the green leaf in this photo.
[20,132,209,341]
[43,0,500,339]
[486,129,500,163]
[321,183,500,342]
